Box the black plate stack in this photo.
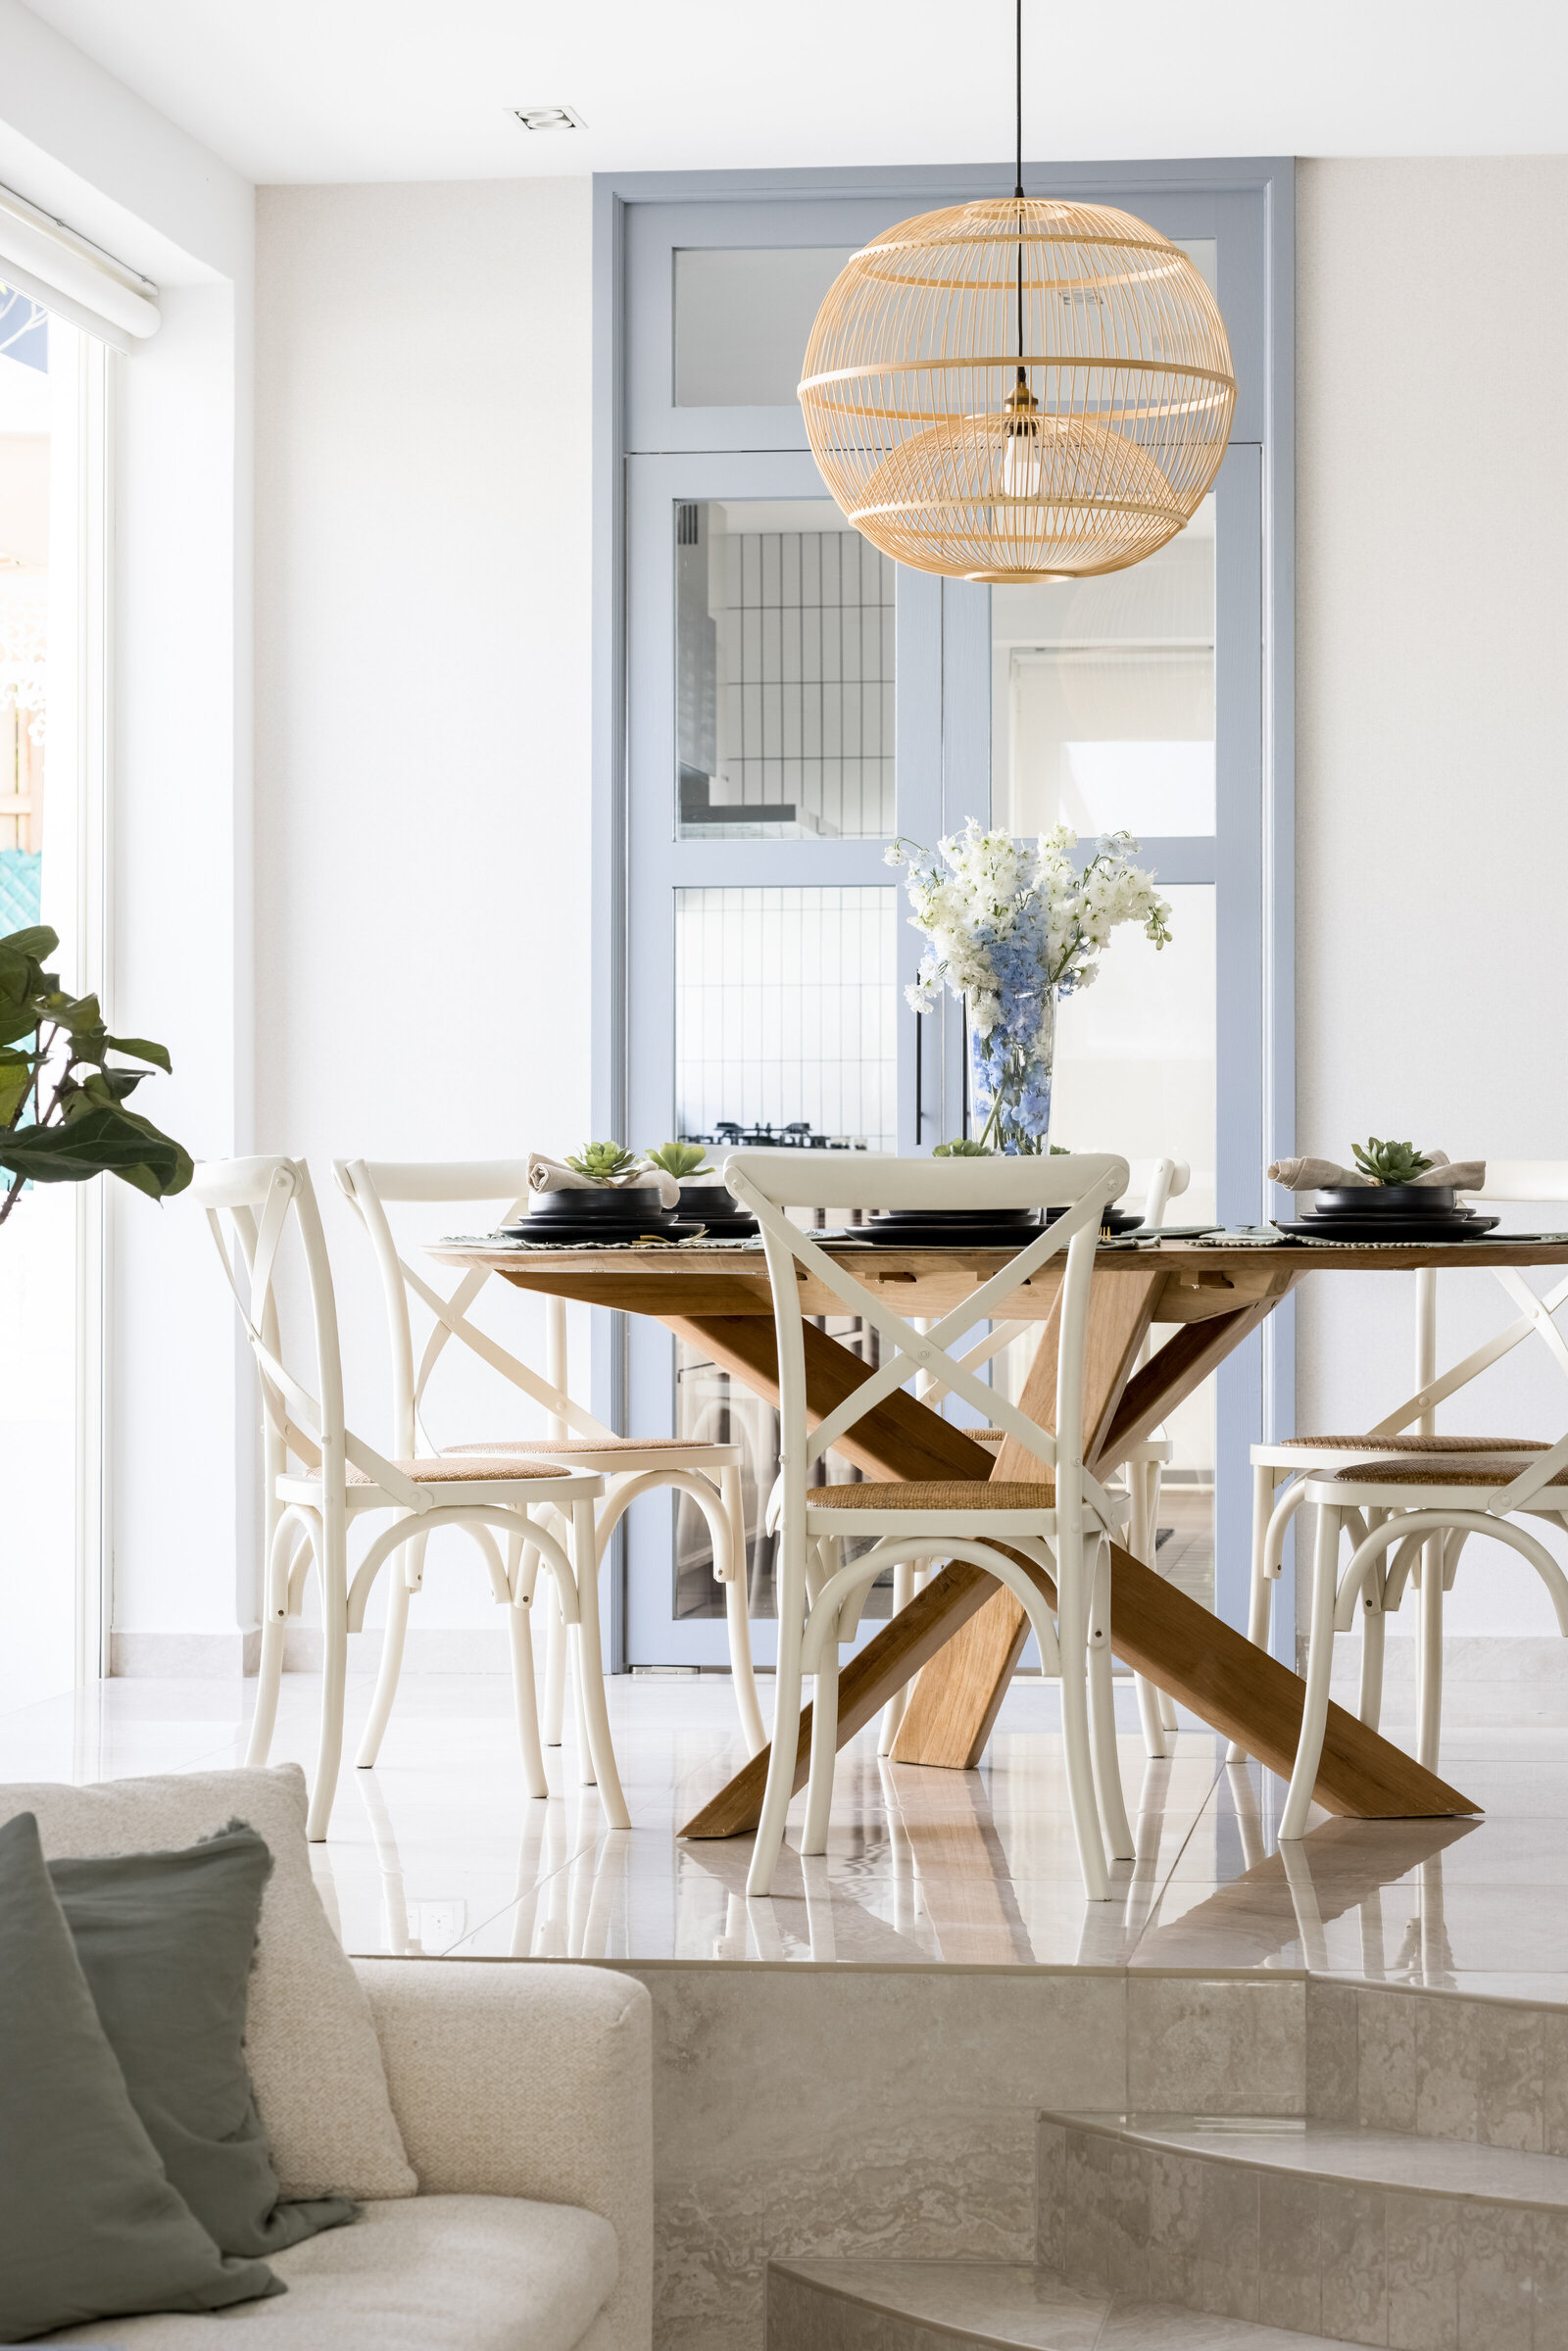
[502,1186,698,1246]
[860,1204,1060,1249]
[672,1181,759,1238]
[1277,1185,1499,1244]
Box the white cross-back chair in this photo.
[331,1158,764,1771]
[868,1155,1192,1760]
[1284,1439,1568,1839]
[194,1155,626,1841]
[725,1147,1131,1902]
[1241,1160,1568,1775]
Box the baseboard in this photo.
[281,1626,519,1674]
[110,1631,263,1679]
[109,1626,521,1678]
[1323,1633,1568,1724]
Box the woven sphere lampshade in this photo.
[798,197,1237,583]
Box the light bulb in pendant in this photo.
[999,367,1042,500]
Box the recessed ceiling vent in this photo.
[513,107,584,132]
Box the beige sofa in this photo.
[4,1766,652,2351]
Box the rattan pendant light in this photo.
[798,5,1236,582]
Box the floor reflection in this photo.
[2,1671,1563,1992]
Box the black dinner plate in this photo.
[500,1217,703,1245]
[1277,1213,1500,1244]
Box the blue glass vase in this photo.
[968,987,1055,1153]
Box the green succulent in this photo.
[932,1138,994,1157]
[565,1141,643,1184]
[643,1141,710,1179]
[1351,1137,1435,1187]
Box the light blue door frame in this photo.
[594,160,1295,1671]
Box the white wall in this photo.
[253,179,594,1634]
[1296,158,1568,1637]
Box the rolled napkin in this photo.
[527,1151,680,1210]
[1267,1157,1372,1190]
[1266,1151,1486,1192]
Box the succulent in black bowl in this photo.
[1315,1184,1457,1218]
[531,1184,671,1222]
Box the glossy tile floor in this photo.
[3,1671,1568,1998]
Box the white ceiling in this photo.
[17,0,1568,185]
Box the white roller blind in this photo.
[0,181,158,350]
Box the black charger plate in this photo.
[859,1218,1047,1249]
[1278,1213,1499,1244]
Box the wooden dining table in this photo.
[432,1232,1568,1838]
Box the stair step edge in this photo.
[1048,2109,1568,2211]
[769,2259,1348,2351]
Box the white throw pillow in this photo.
[0,1764,416,2203]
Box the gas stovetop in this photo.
[684,1121,869,1152]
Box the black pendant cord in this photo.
[1015,0,1023,200]
[1014,0,1025,374]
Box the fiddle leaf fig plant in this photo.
[1351,1137,1434,1187]
[0,923,192,1230]
[564,1141,642,1185]
[643,1142,710,1179]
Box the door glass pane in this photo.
[671,879,897,1624]
[674,884,896,1150]
[990,495,1215,836]
[675,497,895,839]
[673,247,857,407]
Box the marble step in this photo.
[766,2257,1353,2348]
[1043,2109,1568,2347]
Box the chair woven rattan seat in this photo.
[442,1436,725,1456]
[1325,1457,1568,1489]
[808,1478,1054,1511]
[346,1455,569,1486]
[1281,1432,1546,1452]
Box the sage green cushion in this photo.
[49,1824,358,2260]
[0,1812,280,2342]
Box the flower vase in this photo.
[969,987,1055,1154]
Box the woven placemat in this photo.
[438,1231,767,1253]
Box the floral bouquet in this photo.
[888,821,1171,1153]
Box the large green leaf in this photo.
[0,1048,34,1127]
[72,1069,148,1109]
[0,926,59,964]
[0,1104,193,1198]
[102,1034,172,1072]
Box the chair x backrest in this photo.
[332,1158,615,1460]
[1364,1160,1568,1447]
[722,1149,1128,1535]
[894,1153,1189,1417]
[192,1155,427,1518]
